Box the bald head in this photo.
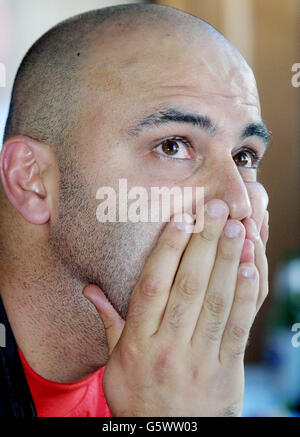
[3,3,237,150]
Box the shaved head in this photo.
[4,3,226,149]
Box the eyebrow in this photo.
[128,107,217,136]
[241,123,270,148]
[128,106,270,148]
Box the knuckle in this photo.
[127,301,148,324]
[231,323,249,341]
[155,344,176,371]
[167,303,184,329]
[163,237,183,252]
[204,319,225,342]
[138,275,161,299]
[154,344,179,384]
[230,348,246,360]
[176,274,199,299]
[120,341,140,366]
[199,226,217,242]
[204,292,226,318]
[218,243,238,261]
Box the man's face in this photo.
[49,27,268,319]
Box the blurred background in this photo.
[0,0,299,417]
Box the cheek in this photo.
[245,181,269,230]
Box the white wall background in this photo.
[0,0,142,147]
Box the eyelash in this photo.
[152,136,263,168]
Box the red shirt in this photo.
[18,348,112,417]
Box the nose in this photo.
[205,158,252,220]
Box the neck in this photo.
[0,260,109,383]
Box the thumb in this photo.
[83,285,125,355]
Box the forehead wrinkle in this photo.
[143,93,260,122]
[158,88,259,104]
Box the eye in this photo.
[152,137,193,160]
[233,148,261,169]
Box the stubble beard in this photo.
[48,163,161,321]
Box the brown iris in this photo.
[234,151,250,167]
[161,139,180,156]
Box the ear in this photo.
[0,136,53,225]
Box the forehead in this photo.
[85,26,261,128]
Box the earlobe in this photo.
[0,137,50,225]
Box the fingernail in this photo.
[174,213,194,232]
[239,264,255,279]
[205,201,227,218]
[224,221,242,238]
[83,285,100,300]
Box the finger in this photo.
[83,285,125,355]
[245,182,268,232]
[254,237,269,313]
[219,263,259,364]
[240,238,255,263]
[192,219,245,353]
[243,217,269,312]
[124,213,194,338]
[260,210,269,247]
[157,199,229,341]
